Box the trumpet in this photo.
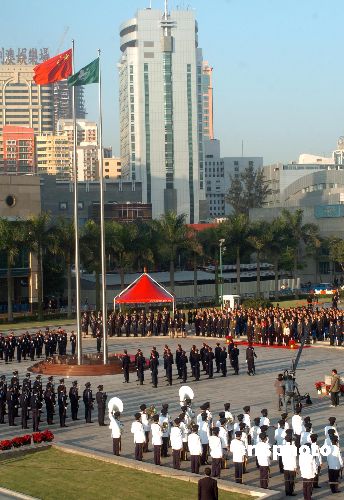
[161,421,169,432]
[147,405,157,419]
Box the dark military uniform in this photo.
[96,386,107,426]
[83,384,93,423]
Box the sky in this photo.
[2,0,343,164]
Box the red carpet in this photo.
[228,340,312,350]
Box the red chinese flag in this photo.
[33,48,72,85]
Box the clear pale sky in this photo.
[2,0,343,163]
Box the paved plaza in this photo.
[0,326,343,499]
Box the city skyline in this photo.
[2,0,344,163]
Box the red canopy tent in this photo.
[114,273,175,312]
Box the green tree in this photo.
[153,211,188,292]
[25,213,52,320]
[50,217,75,318]
[280,209,320,294]
[248,220,272,297]
[329,238,344,272]
[107,221,139,290]
[198,226,222,304]
[0,218,25,322]
[80,220,102,310]
[266,216,289,300]
[223,214,252,295]
[226,165,272,215]
[186,228,204,308]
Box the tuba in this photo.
[179,385,194,407]
[108,397,124,416]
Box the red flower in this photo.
[22,434,32,446]
[0,440,13,451]
[32,432,43,444]
[11,437,23,448]
[315,381,324,390]
[41,430,54,442]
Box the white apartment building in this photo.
[118,5,207,222]
[204,139,263,218]
[57,118,98,181]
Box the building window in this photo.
[78,201,84,210]
[59,202,67,210]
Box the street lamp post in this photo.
[219,239,225,308]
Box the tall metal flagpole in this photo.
[72,40,82,364]
[98,49,108,364]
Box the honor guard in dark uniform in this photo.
[11,371,20,390]
[83,382,94,423]
[149,351,159,388]
[193,349,201,381]
[58,382,68,427]
[20,389,30,429]
[30,390,42,431]
[214,343,222,373]
[165,349,174,386]
[0,377,6,424]
[229,344,240,375]
[136,351,146,385]
[175,344,183,379]
[180,351,188,383]
[7,386,17,426]
[44,384,55,425]
[33,375,43,398]
[220,347,227,377]
[122,349,130,383]
[207,347,215,379]
[22,373,32,394]
[96,385,107,426]
[246,344,257,376]
[69,381,79,420]
[96,332,101,353]
[70,331,76,355]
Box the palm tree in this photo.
[153,211,187,292]
[0,218,25,322]
[80,220,101,310]
[186,228,204,308]
[248,220,272,297]
[280,209,320,295]
[223,214,251,295]
[25,213,51,320]
[266,217,288,301]
[107,221,140,289]
[198,226,222,304]
[50,217,75,319]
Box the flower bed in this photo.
[0,430,54,452]
[315,381,344,395]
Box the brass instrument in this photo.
[108,396,124,416]
[179,385,194,407]
[146,405,157,419]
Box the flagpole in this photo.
[72,39,82,365]
[98,49,108,365]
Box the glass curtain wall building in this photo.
[118,6,207,222]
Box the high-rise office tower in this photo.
[0,63,54,135]
[118,3,207,222]
[0,48,86,136]
[202,61,214,140]
[53,81,86,129]
[57,118,98,181]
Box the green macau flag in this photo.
[68,58,99,86]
